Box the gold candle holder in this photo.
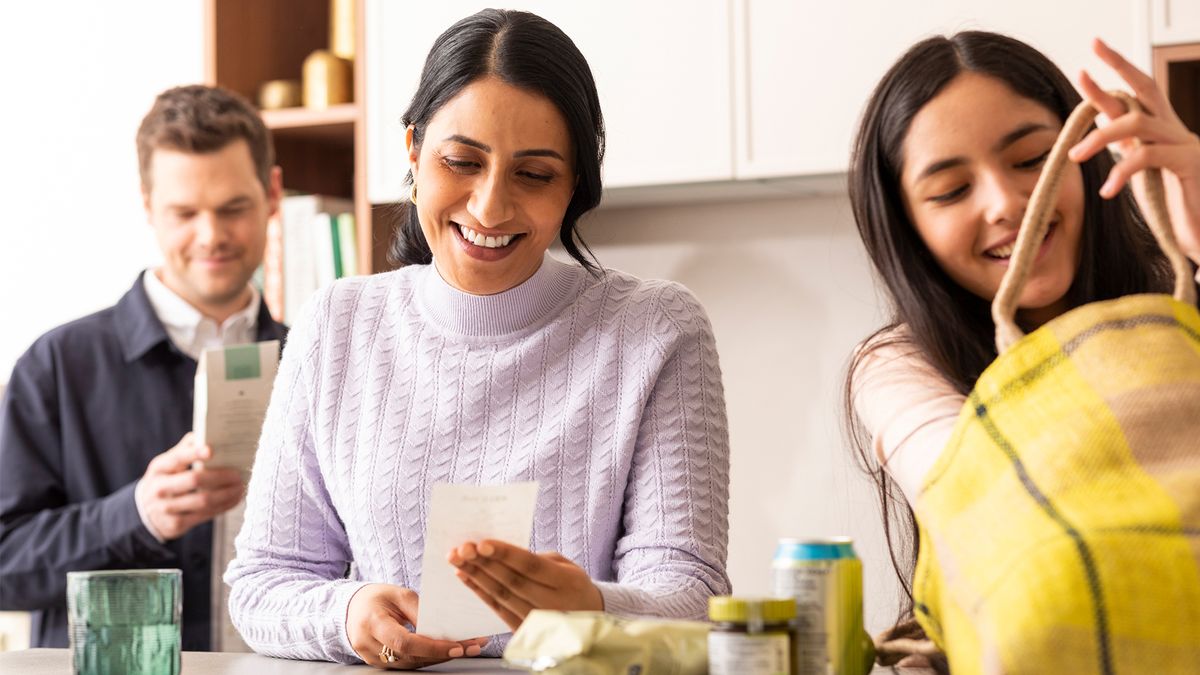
[330,0,355,61]
[258,79,302,110]
[302,50,352,109]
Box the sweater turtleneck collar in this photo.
[416,253,586,338]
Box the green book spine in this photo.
[329,215,344,279]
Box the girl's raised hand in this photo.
[1068,38,1200,264]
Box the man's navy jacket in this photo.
[0,273,287,649]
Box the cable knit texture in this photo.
[225,254,731,663]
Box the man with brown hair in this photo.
[0,85,287,651]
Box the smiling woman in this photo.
[224,8,731,672]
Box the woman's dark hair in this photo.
[390,9,605,271]
[842,31,1171,646]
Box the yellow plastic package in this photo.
[503,610,710,675]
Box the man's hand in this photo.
[135,433,245,540]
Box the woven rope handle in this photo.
[992,92,1196,353]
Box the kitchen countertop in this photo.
[0,648,934,673]
[0,649,512,673]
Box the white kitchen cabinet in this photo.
[1151,0,1200,45]
[732,0,1144,180]
[368,0,1145,202]
[366,0,733,203]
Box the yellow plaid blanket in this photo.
[911,93,1200,674]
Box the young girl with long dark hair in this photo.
[845,31,1200,664]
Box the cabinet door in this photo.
[732,0,1142,180]
[1151,0,1200,45]
[366,0,733,203]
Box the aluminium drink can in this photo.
[771,537,872,675]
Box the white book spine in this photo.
[312,212,337,291]
[279,195,354,322]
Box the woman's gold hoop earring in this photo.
[410,184,418,204]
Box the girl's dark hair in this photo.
[390,9,605,271]
[843,31,1171,642]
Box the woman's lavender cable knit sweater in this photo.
[225,254,731,663]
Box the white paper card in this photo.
[192,340,280,472]
[192,340,279,652]
[416,481,540,641]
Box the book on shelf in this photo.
[261,212,285,323]
[312,211,338,291]
[337,212,358,278]
[275,193,355,323]
[328,213,344,280]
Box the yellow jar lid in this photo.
[708,596,796,624]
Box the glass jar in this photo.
[708,596,796,675]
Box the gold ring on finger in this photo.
[380,644,397,663]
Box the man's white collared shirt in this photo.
[142,269,260,361]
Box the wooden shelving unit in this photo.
[1154,43,1200,135]
[261,104,358,133]
[203,0,391,276]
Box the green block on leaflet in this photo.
[224,345,262,380]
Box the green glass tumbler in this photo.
[66,569,182,675]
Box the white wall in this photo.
[0,1,897,638]
[573,194,902,633]
[0,1,205,381]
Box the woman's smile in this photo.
[451,220,526,261]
